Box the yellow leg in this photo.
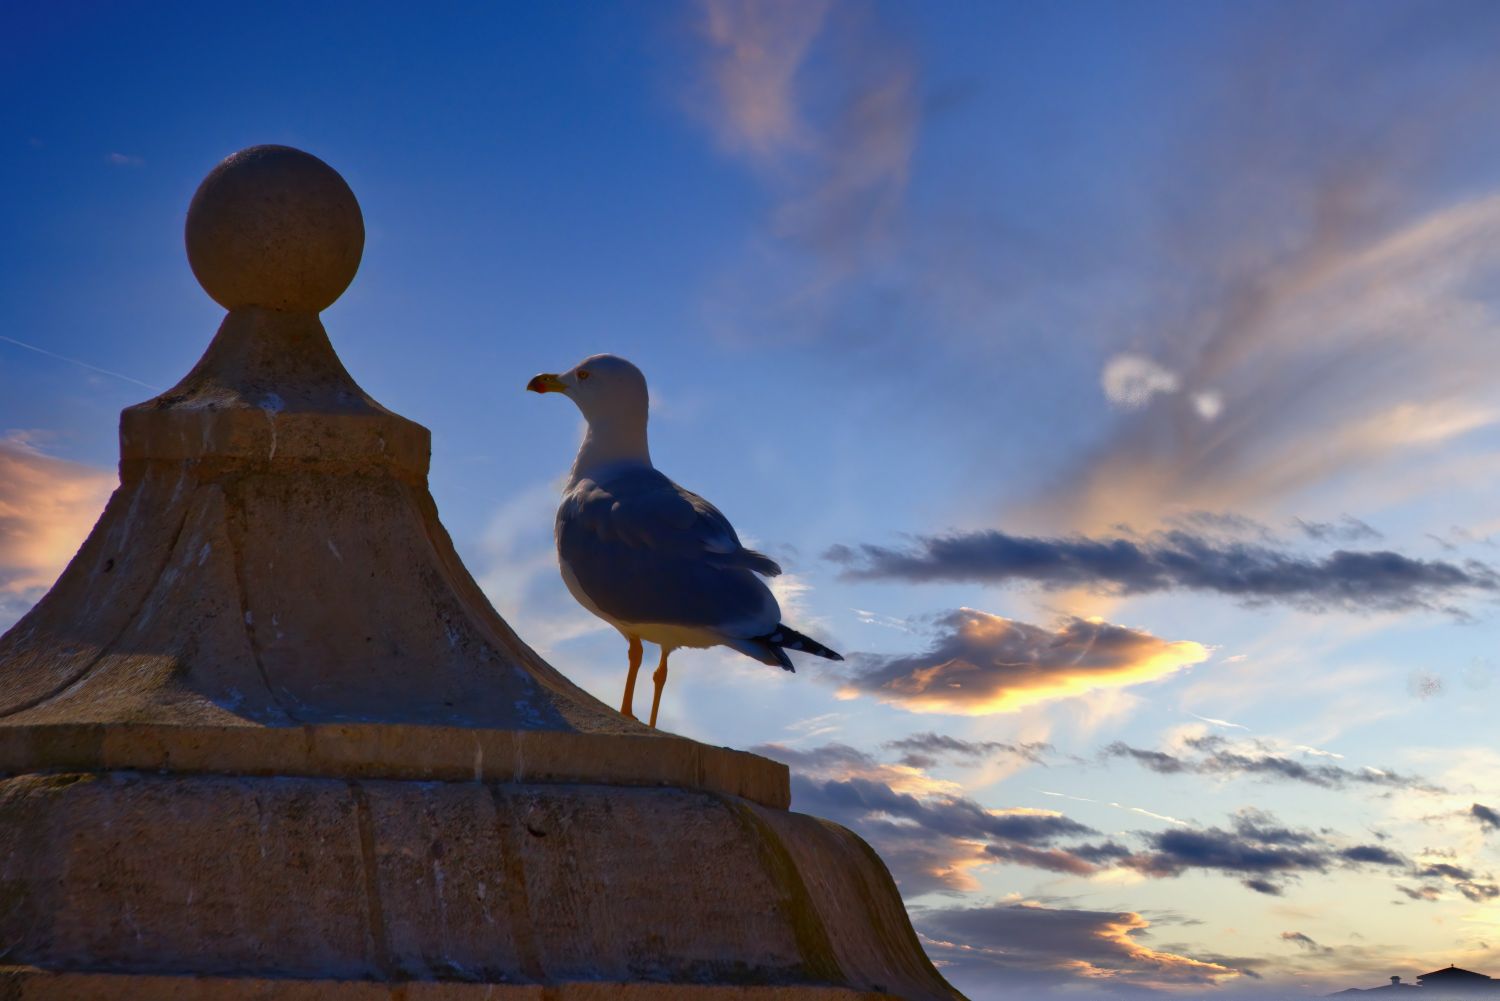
[648,648,671,729]
[620,636,643,720]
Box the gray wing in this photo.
[556,468,781,635]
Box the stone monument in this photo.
[0,145,966,1001]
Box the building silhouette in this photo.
[1333,966,1500,996]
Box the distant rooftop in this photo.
[1332,966,1499,996]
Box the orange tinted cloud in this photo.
[838,608,1208,715]
[920,901,1245,992]
[1040,187,1500,536]
[688,0,916,282]
[694,0,831,160]
[0,434,114,612]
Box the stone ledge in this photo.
[0,723,790,809]
[0,969,902,1000]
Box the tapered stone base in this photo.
[2,970,904,1000]
[0,761,959,1000]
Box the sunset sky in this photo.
[7,2,1500,997]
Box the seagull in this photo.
[527,354,842,728]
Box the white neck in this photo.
[569,415,652,484]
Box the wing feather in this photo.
[556,468,781,635]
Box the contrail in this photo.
[0,335,160,392]
[1190,712,1249,730]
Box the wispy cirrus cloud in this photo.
[827,527,1497,614]
[1032,6,1500,534]
[0,433,115,630]
[690,0,831,161]
[833,607,1208,716]
[686,0,919,325]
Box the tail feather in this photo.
[752,624,843,673]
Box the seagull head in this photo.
[527,354,649,428]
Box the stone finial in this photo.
[185,145,364,313]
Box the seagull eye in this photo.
[578,370,590,381]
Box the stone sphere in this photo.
[185,145,364,313]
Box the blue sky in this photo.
[7,2,1500,997]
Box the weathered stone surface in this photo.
[0,772,953,998]
[1,970,904,1000]
[186,145,363,313]
[0,723,790,808]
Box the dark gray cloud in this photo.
[882,731,1052,769]
[1472,803,1500,832]
[1396,884,1443,903]
[835,607,1207,715]
[916,901,1254,994]
[1342,845,1405,866]
[1296,516,1382,544]
[1125,821,1407,895]
[1457,881,1500,902]
[826,528,1497,613]
[809,774,1094,844]
[1103,735,1444,793]
[756,740,1108,895]
[1230,809,1321,846]
[765,740,1427,906]
[1281,931,1333,955]
[1393,872,1499,904]
[1116,811,1499,902]
[1118,809,1409,895]
[1415,862,1474,881]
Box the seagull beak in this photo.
[527,373,566,394]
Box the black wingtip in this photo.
[758,624,842,665]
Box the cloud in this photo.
[827,527,1497,613]
[1191,390,1224,422]
[1101,354,1180,410]
[1457,881,1500,902]
[1123,810,1408,894]
[0,433,116,630]
[766,739,1447,908]
[1281,931,1334,955]
[1397,884,1443,903]
[916,901,1245,994]
[1472,803,1500,832]
[1398,860,1500,903]
[881,731,1051,769]
[104,152,143,167]
[834,607,1208,715]
[756,740,1108,894]
[1103,734,1443,793]
[1295,516,1382,544]
[688,0,917,279]
[691,0,831,160]
[1023,7,1500,534]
